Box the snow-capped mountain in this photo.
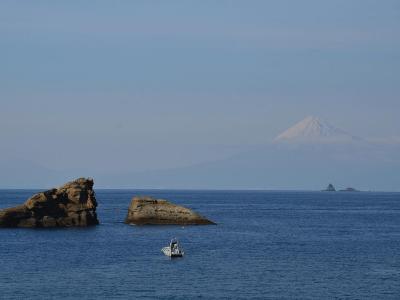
[274,116,361,143]
[96,116,400,190]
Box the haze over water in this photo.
[1,1,400,190]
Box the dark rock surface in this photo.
[125,196,215,225]
[339,187,359,192]
[322,184,336,192]
[0,178,99,228]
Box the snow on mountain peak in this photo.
[274,116,361,143]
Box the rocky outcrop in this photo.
[339,187,359,192]
[0,178,99,228]
[125,196,215,225]
[322,184,336,192]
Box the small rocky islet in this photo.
[322,184,336,192]
[322,184,360,192]
[0,178,215,228]
[125,196,215,225]
[0,178,99,228]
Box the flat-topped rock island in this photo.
[0,178,99,228]
[125,196,215,225]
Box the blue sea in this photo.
[0,190,399,299]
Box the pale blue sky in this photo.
[1,0,400,176]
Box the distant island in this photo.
[322,184,336,192]
[339,187,360,192]
[322,184,360,192]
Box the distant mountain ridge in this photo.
[95,116,400,190]
[274,116,361,143]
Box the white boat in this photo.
[161,238,184,257]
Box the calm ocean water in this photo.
[0,190,399,299]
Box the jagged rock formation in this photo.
[0,178,99,228]
[323,184,336,192]
[125,196,215,225]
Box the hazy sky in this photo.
[1,0,400,173]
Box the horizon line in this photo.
[0,187,398,193]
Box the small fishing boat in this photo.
[161,238,184,257]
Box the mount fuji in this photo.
[274,116,361,143]
[97,116,400,191]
